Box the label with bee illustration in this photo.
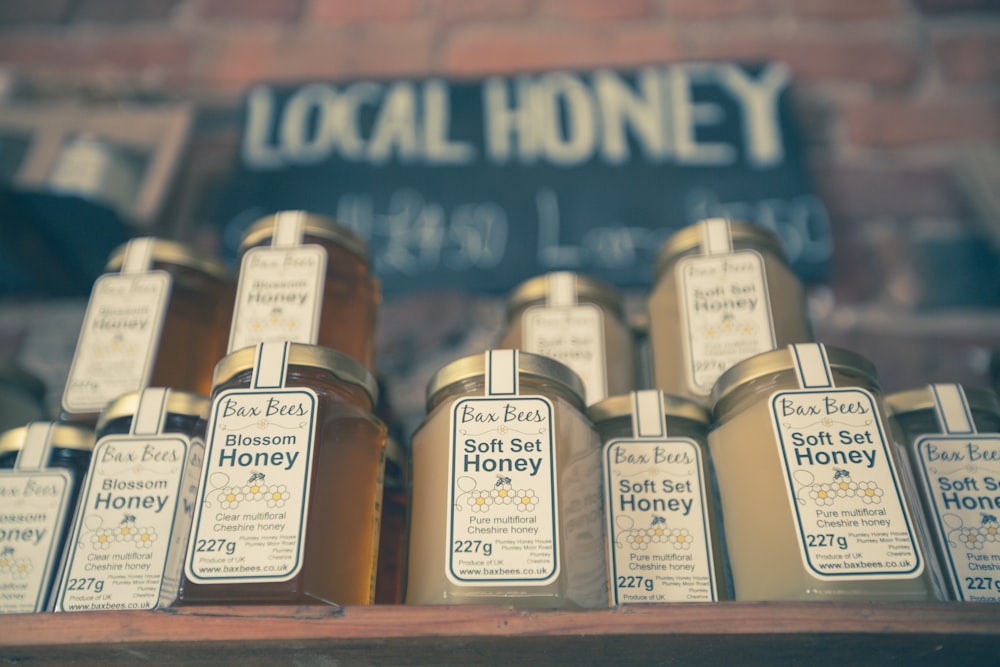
[770,387,923,579]
[677,250,775,395]
[54,435,201,611]
[912,434,1000,601]
[0,470,72,614]
[62,272,170,414]
[229,245,327,352]
[603,438,717,603]
[446,396,559,585]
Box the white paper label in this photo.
[62,272,170,413]
[0,470,72,613]
[228,245,326,352]
[677,250,775,394]
[185,388,316,583]
[446,396,559,585]
[913,434,1000,601]
[54,436,195,611]
[523,304,607,404]
[604,438,717,603]
[770,387,923,579]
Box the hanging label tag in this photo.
[54,389,203,611]
[770,344,923,580]
[228,213,326,352]
[0,424,72,614]
[524,275,607,404]
[186,342,316,584]
[446,350,560,586]
[62,270,171,414]
[603,390,719,604]
[912,384,1000,601]
[676,222,775,395]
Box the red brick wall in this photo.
[1,0,998,396]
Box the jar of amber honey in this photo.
[180,341,385,605]
[231,211,379,370]
[406,350,607,608]
[53,388,208,611]
[647,218,812,406]
[0,422,94,612]
[61,238,234,424]
[497,272,635,405]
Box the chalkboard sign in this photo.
[218,63,832,294]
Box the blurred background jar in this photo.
[61,237,234,424]
[232,211,379,371]
[497,271,635,405]
[647,218,812,406]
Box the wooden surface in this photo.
[2,602,999,665]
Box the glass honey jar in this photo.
[588,390,727,604]
[406,350,607,608]
[497,272,636,405]
[0,422,94,613]
[886,384,1000,602]
[647,218,812,406]
[231,211,379,370]
[179,342,385,606]
[61,238,234,424]
[53,388,208,611]
[708,343,937,601]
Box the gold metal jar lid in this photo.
[505,272,625,317]
[214,343,379,406]
[239,210,371,264]
[653,218,788,281]
[711,345,879,417]
[425,350,586,412]
[0,423,95,455]
[587,393,710,427]
[105,238,233,283]
[885,385,1000,419]
[96,390,211,432]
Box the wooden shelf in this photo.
[2,602,999,665]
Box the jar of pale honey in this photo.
[708,343,937,601]
[406,350,607,608]
[647,218,812,406]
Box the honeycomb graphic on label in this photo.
[702,313,756,340]
[206,471,293,510]
[82,514,159,550]
[799,468,884,507]
[948,513,1000,551]
[458,475,538,514]
[617,516,694,552]
[0,547,33,579]
[250,307,299,335]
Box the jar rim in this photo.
[505,272,624,317]
[214,343,379,406]
[885,385,1000,419]
[425,350,586,411]
[96,389,211,433]
[710,345,879,416]
[0,423,95,455]
[239,210,370,264]
[587,392,710,426]
[653,218,788,281]
[105,238,232,282]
